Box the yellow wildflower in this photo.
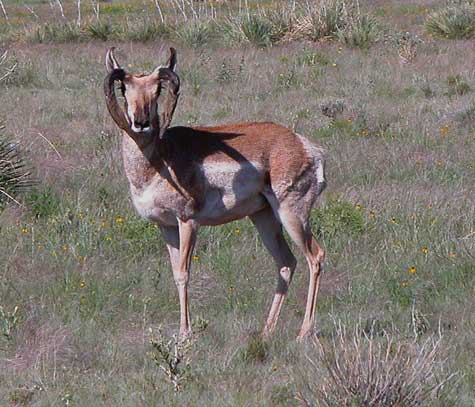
[369,211,375,219]
[21,227,29,234]
[408,266,417,274]
[439,125,449,136]
[193,255,200,261]
[234,228,241,234]
[421,247,428,255]
[115,216,124,224]
[79,281,86,288]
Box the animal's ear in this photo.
[106,47,121,73]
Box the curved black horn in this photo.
[104,68,130,131]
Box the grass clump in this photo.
[446,74,471,96]
[425,2,475,39]
[26,187,61,219]
[86,20,116,41]
[175,20,214,49]
[337,14,379,48]
[121,19,170,42]
[297,322,458,407]
[0,305,20,341]
[221,15,275,47]
[311,196,365,240]
[301,0,348,41]
[287,0,378,48]
[241,335,269,363]
[0,133,31,208]
[26,22,82,44]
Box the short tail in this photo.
[315,158,327,196]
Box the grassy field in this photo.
[1,0,475,406]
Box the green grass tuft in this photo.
[425,3,475,39]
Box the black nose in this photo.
[134,120,150,129]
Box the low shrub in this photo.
[0,133,31,208]
[175,20,214,49]
[121,19,170,42]
[425,2,475,39]
[296,322,459,407]
[302,0,348,40]
[446,74,471,96]
[86,19,116,41]
[311,196,365,239]
[26,187,61,219]
[337,14,379,48]
[26,23,82,44]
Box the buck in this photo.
[104,47,327,340]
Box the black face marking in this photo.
[120,82,126,96]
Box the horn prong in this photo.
[106,47,121,73]
[167,47,177,71]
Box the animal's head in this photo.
[104,47,180,138]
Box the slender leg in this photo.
[250,207,297,338]
[279,210,324,340]
[263,192,325,340]
[160,221,198,338]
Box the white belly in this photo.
[195,161,267,224]
[129,160,268,226]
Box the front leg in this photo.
[160,221,198,339]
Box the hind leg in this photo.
[249,207,297,338]
[263,192,325,339]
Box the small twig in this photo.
[25,6,39,19]
[0,0,8,21]
[0,188,22,206]
[36,132,62,160]
[76,0,81,27]
[91,0,100,20]
[0,63,17,83]
[55,0,66,20]
[152,0,165,23]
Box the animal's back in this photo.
[165,122,324,191]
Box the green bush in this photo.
[425,3,475,39]
[311,196,365,239]
[26,187,61,219]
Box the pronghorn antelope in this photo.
[104,47,327,340]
